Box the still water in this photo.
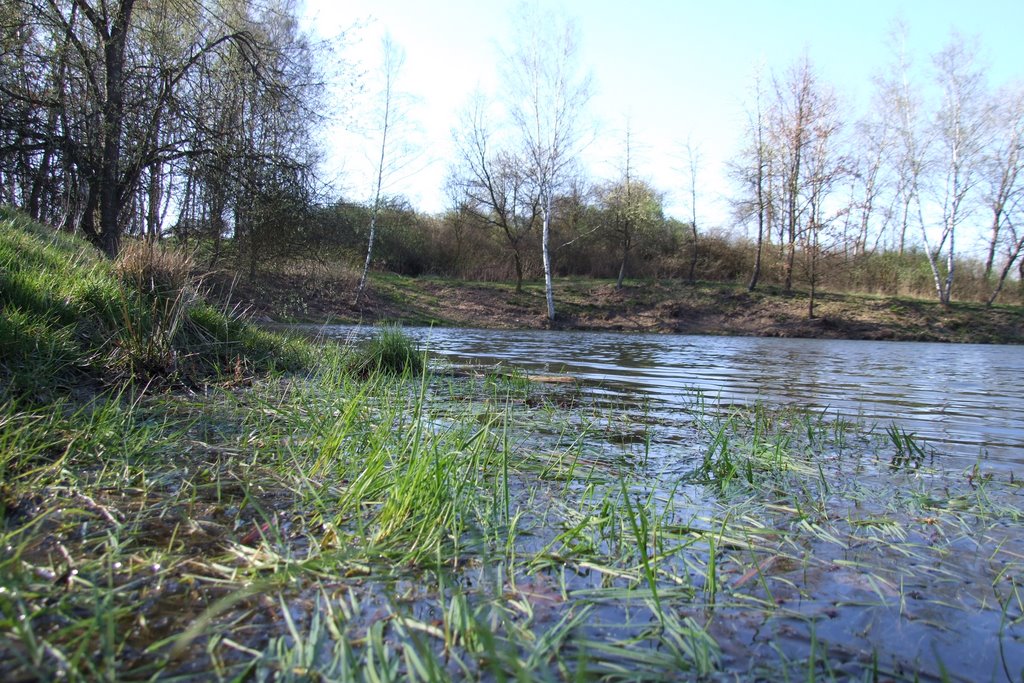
[318,325,1024,469]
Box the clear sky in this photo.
[303,0,1024,244]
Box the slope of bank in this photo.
[224,270,1024,345]
[0,208,313,399]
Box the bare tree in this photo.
[450,93,540,292]
[769,54,843,296]
[680,137,702,283]
[875,20,931,260]
[770,54,816,292]
[982,84,1024,306]
[986,202,1024,305]
[800,90,846,318]
[356,34,405,304]
[848,105,894,257]
[925,34,990,305]
[599,122,661,290]
[728,65,775,292]
[981,83,1024,294]
[502,2,591,321]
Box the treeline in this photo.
[179,193,1014,306]
[1,3,1022,310]
[727,31,1024,311]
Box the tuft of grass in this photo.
[113,239,195,299]
[348,324,425,377]
[885,422,927,470]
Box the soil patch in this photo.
[216,271,1024,344]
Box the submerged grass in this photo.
[1,210,1022,680]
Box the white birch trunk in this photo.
[542,190,555,321]
[355,37,399,305]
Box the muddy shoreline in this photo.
[222,272,1024,345]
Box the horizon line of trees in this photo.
[2,3,1022,312]
[209,189,1017,307]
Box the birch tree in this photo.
[355,35,405,303]
[985,202,1024,306]
[878,22,931,259]
[680,137,702,283]
[982,85,1024,305]
[981,84,1024,283]
[925,34,989,305]
[848,106,894,256]
[503,3,591,321]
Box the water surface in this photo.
[310,324,1024,679]
[319,325,1024,469]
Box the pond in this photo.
[295,324,1024,680]
[318,325,1024,470]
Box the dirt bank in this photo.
[219,271,1024,345]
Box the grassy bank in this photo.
[222,265,1024,345]
[0,207,314,398]
[2,212,1023,680]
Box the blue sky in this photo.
[304,0,1023,244]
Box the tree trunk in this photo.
[248,207,258,278]
[943,228,955,306]
[748,215,763,292]
[784,174,798,292]
[898,197,910,256]
[987,235,1024,306]
[615,247,628,290]
[784,237,795,292]
[984,206,1003,280]
[146,162,161,241]
[80,183,99,244]
[807,240,817,319]
[28,144,52,221]
[513,250,524,293]
[542,192,555,321]
[355,209,379,304]
[94,0,136,258]
[687,222,698,283]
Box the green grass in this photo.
[347,323,425,377]
[0,207,313,397]
[1,208,1022,681]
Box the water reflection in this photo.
[316,325,1024,467]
